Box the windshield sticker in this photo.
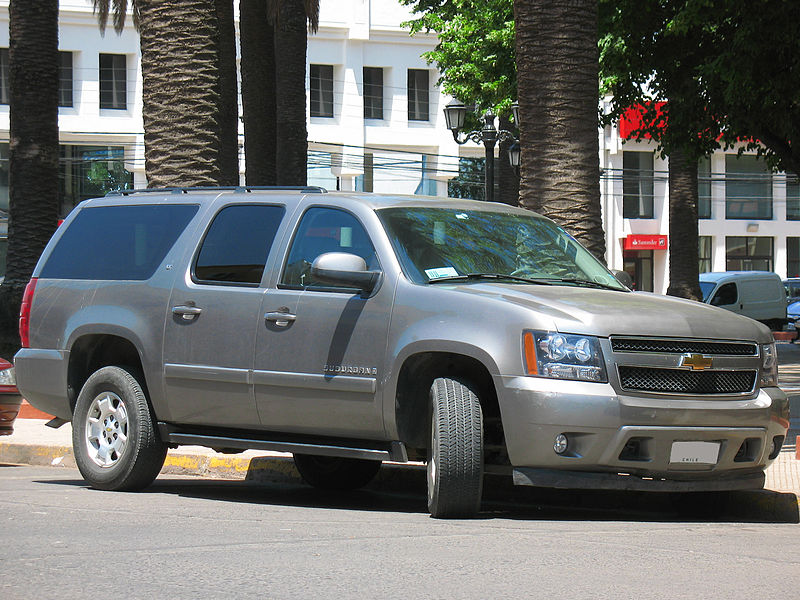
[425,267,459,279]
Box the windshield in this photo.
[378,206,627,290]
[699,281,716,302]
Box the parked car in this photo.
[699,271,787,330]
[0,357,22,436]
[14,187,789,518]
[784,277,800,304]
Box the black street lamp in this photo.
[443,99,519,203]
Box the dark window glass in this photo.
[725,236,773,271]
[363,67,383,120]
[0,48,8,105]
[623,151,654,218]
[698,157,711,219]
[99,53,127,110]
[710,282,737,306]
[698,235,712,273]
[310,64,334,118]
[281,207,378,290]
[787,174,799,221]
[59,51,73,107]
[58,145,134,217]
[788,237,800,278]
[725,154,772,219]
[194,205,285,285]
[408,69,429,121]
[40,205,198,280]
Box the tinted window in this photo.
[40,204,198,280]
[711,282,737,306]
[194,205,285,285]
[281,207,378,289]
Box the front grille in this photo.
[618,366,757,395]
[611,338,757,356]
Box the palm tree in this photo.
[0,0,60,357]
[93,0,239,186]
[513,0,606,262]
[240,0,277,185]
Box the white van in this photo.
[699,271,787,329]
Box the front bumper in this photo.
[0,393,23,436]
[498,375,789,488]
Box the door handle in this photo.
[265,310,296,327]
[172,305,203,321]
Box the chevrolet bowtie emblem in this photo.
[680,353,713,371]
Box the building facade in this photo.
[1,0,797,293]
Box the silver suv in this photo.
[15,187,789,518]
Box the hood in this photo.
[440,283,772,342]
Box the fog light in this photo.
[554,434,569,455]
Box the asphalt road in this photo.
[2,465,799,599]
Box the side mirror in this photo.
[310,252,381,293]
[611,269,634,290]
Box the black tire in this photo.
[427,377,484,518]
[293,454,381,490]
[72,366,167,491]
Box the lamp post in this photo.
[443,99,519,203]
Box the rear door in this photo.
[162,203,285,428]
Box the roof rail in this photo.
[105,185,328,196]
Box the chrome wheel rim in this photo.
[85,392,128,468]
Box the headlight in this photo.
[0,365,15,386]
[523,331,607,382]
[760,342,778,387]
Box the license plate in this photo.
[669,441,720,465]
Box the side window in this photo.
[40,204,198,280]
[281,207,378,289]
[711,282,738,306]
[194,205,285,285]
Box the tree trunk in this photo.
[216,0,240,185]
[0,0,60,358]
[497,115,519,206]
[241,0,277,185]
[513,0,606,262]
[666,146,702,301]
[274,0,308,186]
[137,0,226,187]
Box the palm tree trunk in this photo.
[137,0,226,187]
[513,0,606,262]
[241,0,277,185]
[0,0,60,357]
[274,0,308,186]
[216,0,240,185]
[666,146,702,301]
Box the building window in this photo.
[408,69,429,121]
[310,64,334,118]
[59,51,73,108]
[99,53,127,110]
[59,145,133,216]
[363,67,383,120]
[698,156,711,219]
[623,151,654,218]
[725,236,773,271]
[0,48,8,105]
[725,154,772,219]
[622,250,654,292]
[787,174,799,221]
[788,237,800,278]
[699,236,712,273]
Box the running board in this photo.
[157,425,407,463]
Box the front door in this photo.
[162,204,285,428]
[253,206,391,438]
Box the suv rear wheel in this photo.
[72,366,167,491]
[293,454,382,490]
[427,377,484,518]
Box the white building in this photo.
[1,0,797,292]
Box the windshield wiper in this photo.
[427,273,554,285]
[546,277,625,291]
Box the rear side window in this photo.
[40,204,198,280]
[194,204,285,285]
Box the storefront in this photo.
[622,234,668,292]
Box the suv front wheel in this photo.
[72,366,167,491]
[427,377,484,518]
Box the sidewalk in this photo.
[2,342,799,503]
